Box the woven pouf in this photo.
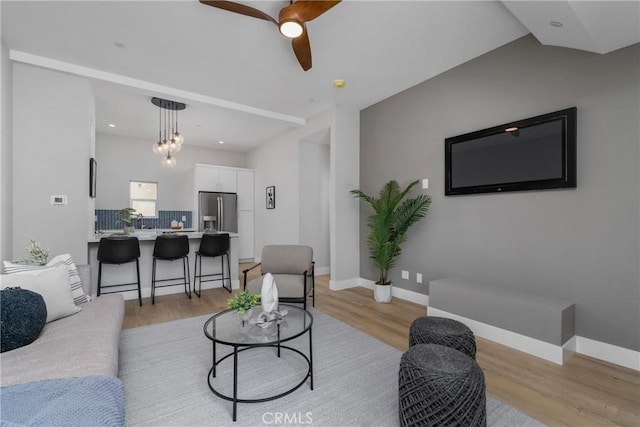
[399,344,486,427]
[409,316,476,359]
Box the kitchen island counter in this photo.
[87,231,239,301]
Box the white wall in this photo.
[248,107,360,282]
[96,133,246,211]
[0,37,13,263]
[12,64,94,263]
[299,135,330,271]
[248,131,300,252]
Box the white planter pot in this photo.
[374,284,392,303]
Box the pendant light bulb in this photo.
[162,154,176,168]
[173,132,184,145]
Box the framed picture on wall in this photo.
[89,158,97,198]
[266,186,275,209]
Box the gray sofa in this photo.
[0,265,126,425]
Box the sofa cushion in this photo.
[3,254,91,305]
[0,294,124,387]
[1,288,47,352]
[0,265,80,323]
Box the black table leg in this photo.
[309,327,314,390]
[233,346,238,422]
[212,341,217,377]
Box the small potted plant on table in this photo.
[227,290,260,325]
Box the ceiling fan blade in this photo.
[283,0,341,23]
[199,0,277,25]
[292,24,312,71]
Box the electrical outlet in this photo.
[402,270,409,280]
[416,273,423,284]
[181,215,187,221]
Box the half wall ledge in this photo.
[428,277,575,365]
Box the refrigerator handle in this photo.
[218,196,223,232]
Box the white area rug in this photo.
[119,308,544,426]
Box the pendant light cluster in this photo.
[151,97,186,167]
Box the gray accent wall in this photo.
[359,36,639,351]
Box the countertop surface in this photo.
[88,230,238,243]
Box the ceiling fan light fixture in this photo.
[279,19,303,38]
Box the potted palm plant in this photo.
[351,180,431,303]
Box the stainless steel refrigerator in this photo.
[198,191,238,233]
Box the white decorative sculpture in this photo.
[260,273,278,314]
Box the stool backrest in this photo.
[153,234,190,260]
[198,233,230,257]
[98,236,140,264]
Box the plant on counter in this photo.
[227,290,260,314]
[116,207,137,232]
[18,238,49,265]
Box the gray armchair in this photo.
[243,245,315,310]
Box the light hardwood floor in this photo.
[123,265,640,426]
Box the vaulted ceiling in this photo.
[2,1,637,151]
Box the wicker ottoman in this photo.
[399,344,486,427]
[409,316,476,359]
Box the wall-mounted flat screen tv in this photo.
[445,107,577,196]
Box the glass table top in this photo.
[204,305,313,346]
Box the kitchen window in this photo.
[130,181,157,217]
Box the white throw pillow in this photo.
[0,265,81,322]
[3,254,91,304]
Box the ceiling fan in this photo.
[199,0,341,71]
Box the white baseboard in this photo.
[428,307,569,365]
[574,336,640,371]
[328,277,428,306]
[428,307,640,370]
[314,266,330,276]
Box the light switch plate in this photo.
[401,270,409,280]
[50,195,67,205]
[181,215,187,221]
[422,179,429,189]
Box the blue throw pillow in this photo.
[1,287,47,352]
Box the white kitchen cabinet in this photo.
[237,210,254,261]
[236,169,254,211]
[194,164,237,193]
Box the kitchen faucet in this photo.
[137,213,145,229]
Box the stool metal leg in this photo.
[193,253,202,298]
[97,261,103,297]
[183,255,191,299]
[136,258,142,306]
[151,257,157,305]
[222,252,232,293]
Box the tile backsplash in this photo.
[96,210,192,231]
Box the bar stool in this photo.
[193,233,232,297]
[151,234,191,304]
[97,236,142,306]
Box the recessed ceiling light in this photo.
[549,21,563,28]
[219,140,224,144]
[333,79,346,88]
[114,41,125,48]
[108,123,116,128]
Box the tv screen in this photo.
[445,107,576,195]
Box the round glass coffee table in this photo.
[203,305,313,422]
